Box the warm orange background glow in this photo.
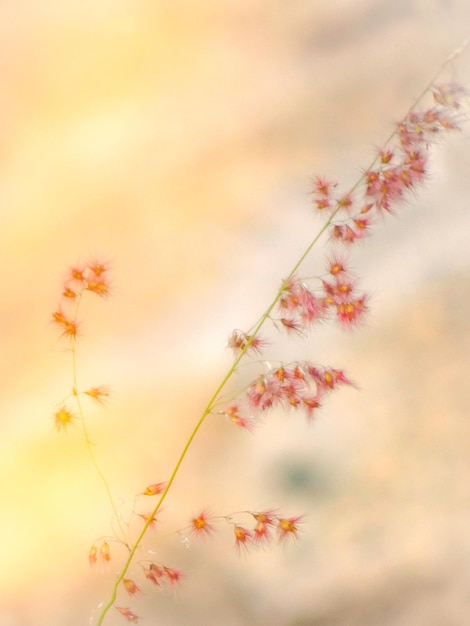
[1,3,470,625]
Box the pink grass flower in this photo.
[190,510,216,538]
[143,563,165,587]
[336,295,368,329]
[251,510,277,545]
[222,404,255,431]
[123,578,142,597]
[326,254,349,277]
[116,607,140,623]
[227,329,267,356]
[310,176,338,212]
[240,361,353,422]
[301,395,322,420]
[432,82,467,108]
[163,566,183,585]
[233,525,253,553]
[278,276,327,331]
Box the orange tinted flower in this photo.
[223,404,255,431]
[87,260,108,277]
[84,386,111,405]
[277,515,303,543]
[86,277,109,298]
[52,309,67,326]
[69,265,86,283]
[54,405,76,432]
[88,545,97,566]
[142,482,166,496]
[63,320,79,339]
[190,510,215,538]
[62,286,77,299]
[100,540,111,562]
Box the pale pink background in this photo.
[1,2,470,625]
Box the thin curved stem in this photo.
[70,296,129,546]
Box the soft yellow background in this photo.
[1,2,470,625]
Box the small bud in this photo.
[123,578,142,597]
[88,545,97,566]
[233,525,253,552]
[100,540,111,562]
[143,481,167,496]
[84,385,110,405]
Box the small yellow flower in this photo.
[54,405,75,432]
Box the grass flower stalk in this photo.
[50,39,469,625]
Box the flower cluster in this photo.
[277,275,328,333]
[141,563,183,588]
[227,329,267,356]
[222,361,353,430]
[113,564,183,623]
[321,257,368,329]
[88,540,112,566]
[310,82,466,245]
[51,260,110,340]
[51,259,111,433]
[187,509,303,552]
[63,260,110,300]
[276,255,368,334]
[220,82,464,440]
[230,510,303,552]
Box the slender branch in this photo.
[71,295,129,546]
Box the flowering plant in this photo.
[51,43,468,625]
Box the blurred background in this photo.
[1,1,470,625]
